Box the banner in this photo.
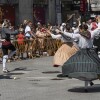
[80,0,87,13]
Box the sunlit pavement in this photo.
[0,56,100,100]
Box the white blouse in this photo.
[63,28,100,48]
[72,27,79,34]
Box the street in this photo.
[0,56,100,100]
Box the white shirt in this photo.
[64,28,100,48]
[87,24,92,31]
[72,27,79,42]
[51,33,74,43]
[25,25,31,37]
[72,27,79,34]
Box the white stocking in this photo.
[3,55,8,70]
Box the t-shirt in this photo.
[25,25,31,37]
[17,33,24,44]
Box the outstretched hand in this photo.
[0,39,6,42]
[55,29,60,33]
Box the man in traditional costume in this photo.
[1,20,18,72]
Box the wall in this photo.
[18,0,33,24]
[48,0,56,25]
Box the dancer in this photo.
[58,24,100,91]
[1,20,18,73]
[49,24,79,67]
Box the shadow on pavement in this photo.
[42,71,61,74]
[0,75,13,79]
[10,67,33,72]
[68,84,100,93]
[0,67,29,79]
[11,67,27,71]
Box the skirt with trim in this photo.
[62,48,100,81]
[53,42,79,67]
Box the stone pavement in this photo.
[0,57,100,100]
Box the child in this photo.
[16,28,25,59]
[17,28,25,44]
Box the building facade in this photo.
[1,0,97,25]
[0,0,57,25]
[0,0,76,25]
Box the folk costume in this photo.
[1,26,18,72]
[50,32,79,67]
[62,27,100,81]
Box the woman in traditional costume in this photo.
[49,25,79,67]
[60,24,100,91]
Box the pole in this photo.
[87,0,91,18]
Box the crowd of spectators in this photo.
[0,15,100,61]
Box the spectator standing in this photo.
[25,21,34,40]
[16,28,25,44]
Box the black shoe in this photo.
[57,74,68,78]
[85,89,88,92]
[90,82,94,86]
[3,69,10,73]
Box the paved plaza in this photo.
[0,56,100,100]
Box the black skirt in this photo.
[62,48,100,81]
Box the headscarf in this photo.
[79,24,91,39]
[80,30,91,39]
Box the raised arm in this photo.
[46,30,62,39]
[4,28,18,35]
[55,28,80,40]
[51,33,62,39]
[63,31,80,40]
